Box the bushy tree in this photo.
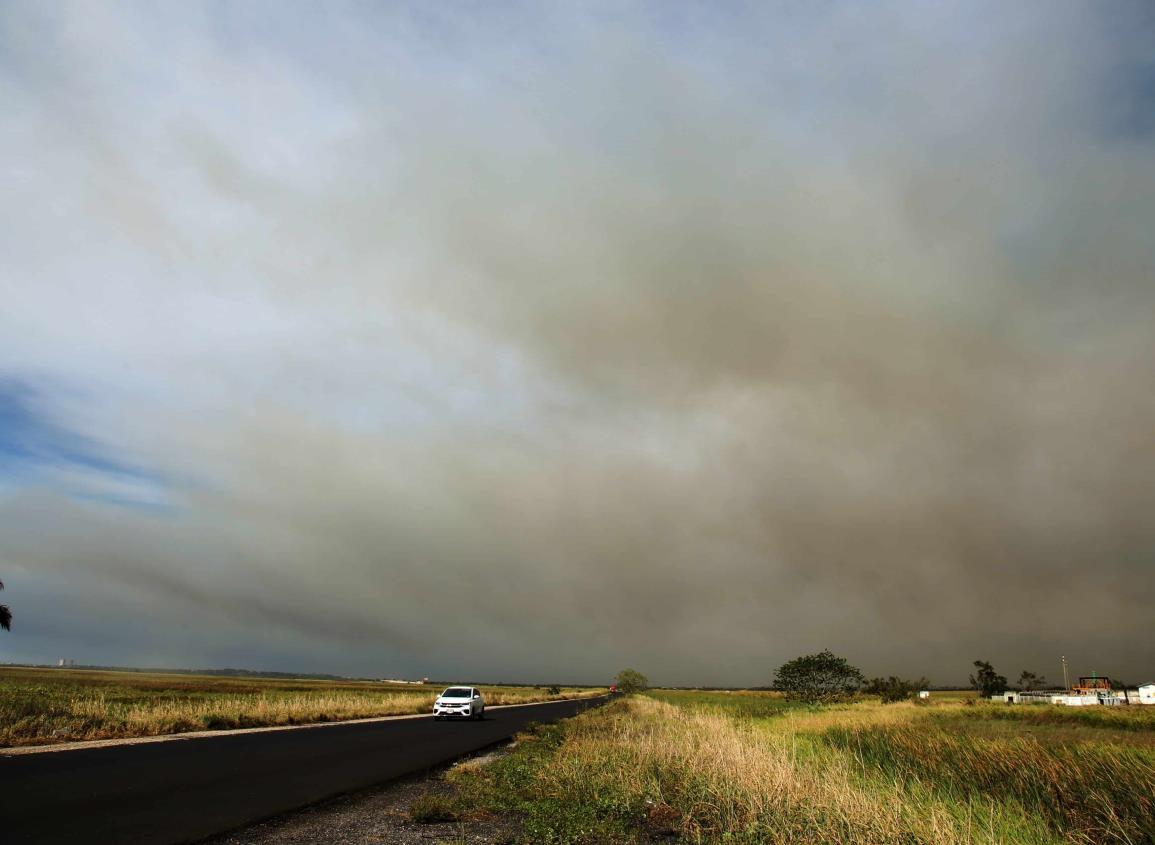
[1017,670,1046,691]
[0,579,10,631]
[773,650,864,702]
[615,668,649,693]
[969,660,1007,697]
[865,676,930,703]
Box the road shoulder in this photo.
[203,744,520,845]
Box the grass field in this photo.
[0,666,604,748]
[450,690,1155,844]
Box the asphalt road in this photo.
[0,695,607,845]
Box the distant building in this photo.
[1138,684,1155,705]
[1072,675,1112,695]
[917,690,930,699]
[1016,690,1053,704]
[1060,695,1101,706]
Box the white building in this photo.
[1058,695,1100,706]
[917,690,930,699]
[1138,683,1155,705]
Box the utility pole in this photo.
[1061,655,1070,691]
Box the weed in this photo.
[408,792,462,823]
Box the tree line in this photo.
[773,653,1059,702]
[612,653,1057,703]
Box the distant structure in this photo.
[992,667,1153,707]
[1071,674,1111,695]
[57,659,76,668]
[917,690,930,699]
[379,677,427,685]
[1063,674,1125,706]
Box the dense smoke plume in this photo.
[1,2,1153,684]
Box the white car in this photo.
[433,686,485,720]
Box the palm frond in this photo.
[0,604,10,631]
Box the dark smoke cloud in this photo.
[1,2,1153,684]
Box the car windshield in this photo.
[441,687,472,698]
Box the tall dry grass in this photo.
[825,724,1155,844]
[0,668,602,747]
[467,696,1058,844]
[947,702,1155,732]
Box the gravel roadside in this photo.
[202,745,519,845]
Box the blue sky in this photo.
[1,1,1154,684]
[0,379,170,509]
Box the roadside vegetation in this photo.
[614,668,649,694]
[0,577,11,631]
[0,666,604,748]
[450,691,1155,844]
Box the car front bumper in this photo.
[434,706,472,717]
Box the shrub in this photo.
[773,650,864,702]
[408,791,461,823]
[865,676,928,704]
[615,668,649,693]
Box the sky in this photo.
[1,2,1154,687]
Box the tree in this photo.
[969,660,1007,697]
[0,578,10,631]
[1017,670,1046,691]
[865,676,930,703]
[773,650,864,702]
[615,668,649,693]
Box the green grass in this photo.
[449,690,1155,844]
[646,688,797,719]
[824,723,1155,844]
[923,704,1155,752]
[451,716,642,843]
[0,666,603,747]
[942,700,1155,731]
[408,791,464,823]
